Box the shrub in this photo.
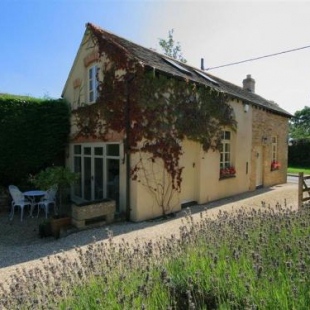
[0,94,70,186]
[288,139,310,167]
[1,204,310,309]
[30,166,79,214]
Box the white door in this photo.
[255,146,263,188]
[72,143,120,209]
[73,145,105,201]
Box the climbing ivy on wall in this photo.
[73,23,236,194]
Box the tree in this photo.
[158,29,187,63]
[289,106,310,139]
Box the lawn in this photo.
[288,166,310,175]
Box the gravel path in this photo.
[0,182,299,287]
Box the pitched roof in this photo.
[87,23,291,118]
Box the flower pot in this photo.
[39,221,52,238]
[50,216,71,239]
[72,199,116,229]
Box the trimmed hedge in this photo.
[288,139,310,167]
[0,94,70,186]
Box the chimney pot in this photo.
[243,74,255,93]
[201,58,205,70]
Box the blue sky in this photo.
[1,0,310,115]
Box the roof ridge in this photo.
[84,22,291,117]
[86,22,176,58]
[86,23,133,59]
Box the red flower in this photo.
[220,166,236,177]
[271,161,281,170]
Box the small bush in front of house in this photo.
[30,166,79,214]
[1,203,310,309]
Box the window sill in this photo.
[219,174,236,180]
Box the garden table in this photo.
[23,190,46,217]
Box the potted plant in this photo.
[220,166,236,178]
[31,166,79,238]
[38,219,52,238]
[271,160,281,171]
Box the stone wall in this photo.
[250,106,289,190]
[71,199,116,228]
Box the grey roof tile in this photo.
[88,23,292,118]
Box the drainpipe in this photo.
[125,74,135,221]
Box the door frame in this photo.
[70,142,121,204]
[255,146,263,188]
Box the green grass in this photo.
[58,208,310,309]
[288,166,310,174]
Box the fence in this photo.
[298,172,310,208]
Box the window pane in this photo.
[94,147,103,156]
[89,66,98,103]
[74,157,82,197]
[84,147,91,155]
[94,158,104,200]
[84,157,91,201]
[107,144,120,156]
[220,130,233,175]
[95,80,99,99]
[221,130,231,140]
[74,145,81,155]
[107,159,120,212]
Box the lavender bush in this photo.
[1,202,310,309]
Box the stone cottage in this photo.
[62,23,291,222]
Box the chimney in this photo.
[201,58,205,70]
[243,74,255,93]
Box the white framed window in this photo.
[88,65,99,103]
[220,131,231,168]
[271,136,278,162]
[71,143,121,211]
[219,130,236,177]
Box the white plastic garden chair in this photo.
[37,186,57,218]
[8,185,32,221]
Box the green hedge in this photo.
[288,139,310,167]
[0,94,70,186]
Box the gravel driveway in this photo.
[0,182,299,287]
